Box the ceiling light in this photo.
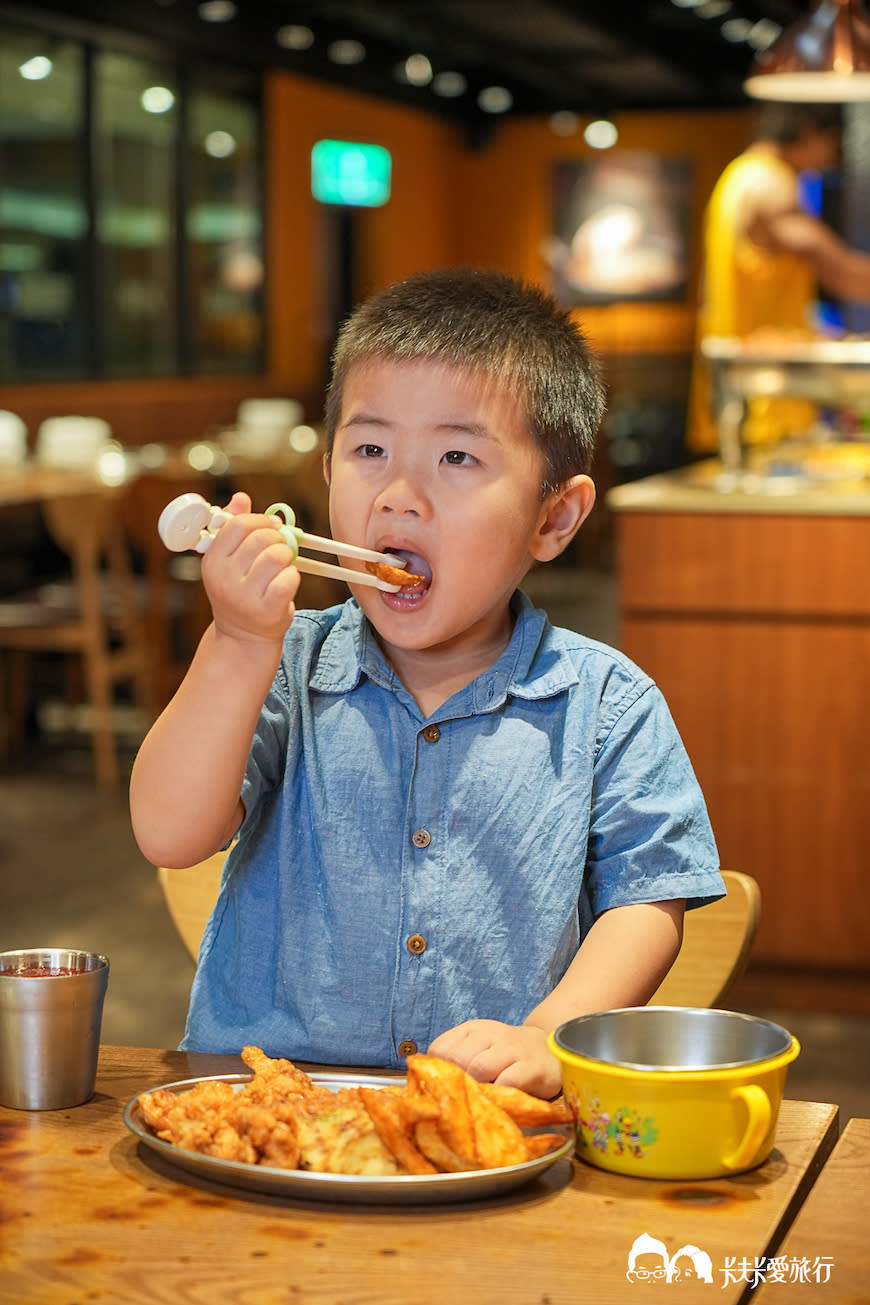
[205,130,236,158]
[477,85,512,114]
[695,0,732,16]
[403,53,433,86]
[327,39,366,65]
[198,1,236,21]
[141,86,175,114]
[19,55,53,81]
[744,0,870,101]
[721,17,753,42]
[276,25,314,51]
[584,118,619,149]
[748,20,782,51]
[431,70,467,97]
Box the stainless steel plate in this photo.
[123,1071,574,1205]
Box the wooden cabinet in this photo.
[611,498,870,1011]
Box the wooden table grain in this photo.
[751,1117,870,1302]
[0,1046,841,1305]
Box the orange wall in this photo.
[4,68,751,439]
[265,72,458,403]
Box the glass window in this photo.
[0,27,87,381]
[93,50,179,377]
[187,86,264,373]
[0,16,264,383]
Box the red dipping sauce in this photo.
[0,964,86,977]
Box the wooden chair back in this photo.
[650,870,761,1008]
[0,489,154,788]
[160,860,761,1014]
[158,852,228,960]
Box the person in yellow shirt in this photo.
[689,102,870,454]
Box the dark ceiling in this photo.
[13,0,807,142]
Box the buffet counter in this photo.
[607,455,870,1013]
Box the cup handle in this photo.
[722,1084,772,1171]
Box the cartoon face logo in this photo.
[626,1234,714,1284]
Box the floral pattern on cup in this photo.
[568,1093,658,1160]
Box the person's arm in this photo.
[428,899,684,1099]
[129,493,300,869]
[764,208,870,303]
[746,165,870,303]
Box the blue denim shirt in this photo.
[181,592,722,1063]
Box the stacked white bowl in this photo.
[35,416,113,470]
[235,398,303,456]
[0,410,28,466]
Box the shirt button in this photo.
[398,1040,418,1058]
[422,724,441,743]
[407,934,427,954]
[412,829,431,848]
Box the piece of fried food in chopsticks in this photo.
[365,560,425,587]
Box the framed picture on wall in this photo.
[548,152,692,305]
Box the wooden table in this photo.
[0,1045,841,1304]
[751,1117,870,1302]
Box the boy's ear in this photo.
[530,475,596,562]
[322,452,331,485]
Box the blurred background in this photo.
[1,1,868,1120]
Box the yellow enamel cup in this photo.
[549,1007,800,1180]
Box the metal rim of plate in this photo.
[122,1071,575,1205]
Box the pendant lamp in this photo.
[744,0,870,100]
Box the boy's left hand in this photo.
[427,1019,562,1100]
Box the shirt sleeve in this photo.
[584,676,724,919]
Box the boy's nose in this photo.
[375,473,428,516]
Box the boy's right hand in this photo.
[200,492,301,645]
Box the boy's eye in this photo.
[442,449,473,466]
[359,443,385,458]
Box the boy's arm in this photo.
[428,899,684,1099]
[129,494,299,869]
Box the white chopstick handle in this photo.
[158,493,230,553]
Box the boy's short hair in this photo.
[324,267,606,492]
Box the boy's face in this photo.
[327,357,573,668]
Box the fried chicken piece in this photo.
[476,1082,573,1126]
[359,1085,437,1175]
[295,1093,401,1175]
[465,1078,529,1168]
[523,1133,570,1160]
[365,561,425,587]
[413,1119,476,1173]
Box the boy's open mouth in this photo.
[385,549,432,594]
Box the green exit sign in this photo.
[311,140,392,208]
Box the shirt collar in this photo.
[309,591,581,714]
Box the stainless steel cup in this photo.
[0,948,110,1110]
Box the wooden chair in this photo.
[158,851,228,960]
[0,490,154,788]
[161,859,761,1011]
[650,870,761,1008]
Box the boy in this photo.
[131,268,722,1099]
